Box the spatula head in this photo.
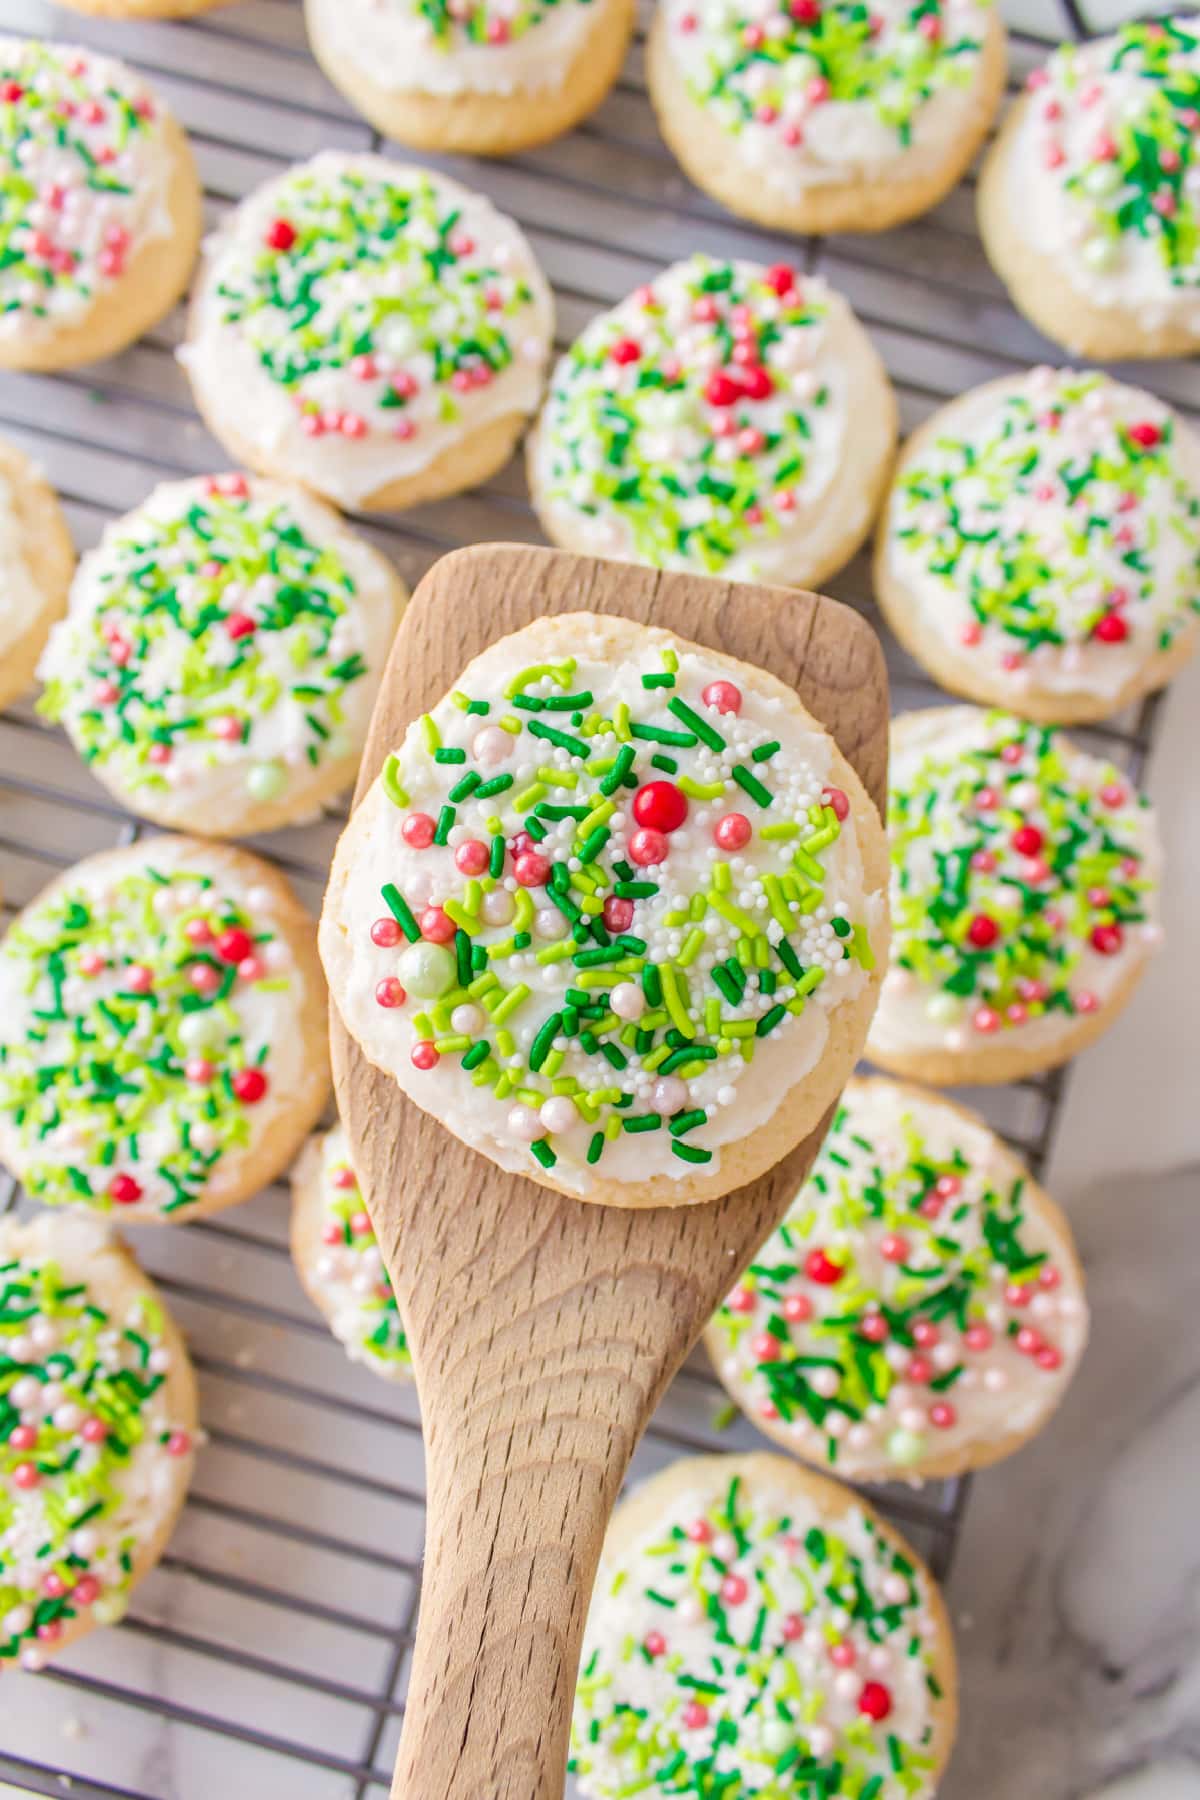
[326,542,888,1800]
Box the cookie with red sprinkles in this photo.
[875,368,1200,723]
[0,1211,196,1673]
[38,474,406,838]
[570,1451,957,1800]
[182,152,554,513]
[0,37,202,373]
[648,0,1007,236]
[290,1125,411,1381]
[979,16,1200,358]
[305,0,636,157]
[0,838,330,1222]
[320,611,888,1207]
[707,1076,1088,1482]
[527,255,896,589]
[868,706,1163,1085]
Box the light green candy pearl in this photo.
[178,1011,223,1051]
[925,992,961,1024]
[398,942,455,999]
[246,761,287,803]
[1084,163,1122,198]
[888,1427,926,1466]
[1082,235,1119,271]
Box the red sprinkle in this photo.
[231,1068,268,1104]
[610,337,641,365]
[216,927,254,965]
[1090,922,1123,955]
[107,1173,142,1206]
[632,781,688,834]
[265,218,297,251]
[821,786,849,822]
[858,1682,893,1722]
[805,1248,844,1286]
[1128,420,1161,449]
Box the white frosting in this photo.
[572,1464,946,1797]
[309,0,609,96]
[38,477,400,820]
[665,0,995,195]
[529,263,894,586]
[0,1213,191,1668]
[883,368,1200,703]
[867,708,1163,1063]
[294,1125,410,1379]
[711,1079,1088,1480]
[321,621,885,1197]
[1006,20,1200,332]
[0,839,317,1219]
[182,154,553,509]
[0,38,177,345]
[0,467,46,658]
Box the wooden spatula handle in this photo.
[394,1396,633,1800]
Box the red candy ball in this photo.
[610,336,641,365]
[628,828,668,867]
[967,914,999,948]
[751,1331,782,1362]
[765,261,796,294]
[216,927,254,965]
[402,813,436,849]
[107,1173,142,1206]
[705,372,741,409]
[455,840,489,876]
[714,812,751,851]
[821,786,850,822]
[1128,419,1161,448]
[1094,612,1129,643]
[514,851,552,888]
[265,217,297,250]
[1091,922,1124,955]
[633,781,688,833]
[805,1248,844,1286]
[720,1574,748,1605]
[225,612,256,641]
[858,1682,893,1722]
[232,1068,268,1104]
[603,895,634,933]
[420,906,456,943]
[411,1041,439,1071]
[1012,825,1043,856]
[701,680,742,714]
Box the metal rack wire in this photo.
[0,0,1178,1793]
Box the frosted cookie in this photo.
[707,1077,1088,1483]
[528,257,896,589]
[305,0,635,156]
[648,0,1006,236]
[56,2,229,15]
[0,438,75,714]
[868,707,1162,1086]
[182,153,554,514]
[321,613,888,1207]
[0,39,202,373]
[979,17,1200,359]
[570,1452,957,1799]
[290,1125,411,1380]
[0,838,329,1222]
[876,369,1200,724]
[0,1212,196,1672]
[37,475,405,838]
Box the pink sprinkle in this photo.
[334,1167,358,1190]
[340,413,368,438]
[189,962,221,994]
[392,370,418,399]
[450,232,476,257]
[184,917,213,945]
[683,1701,709,1729]
[12,1463,39,1490]
[8,1426,36,1451]
[393,419,417,441]
[1036,1345,1063,1372]
[185,1057,214,1084]
[81,1418,108,1444]
[972,1005,1001,1034]
[806,76,830,104]
[1092,132,1118,161]
[964,1324,992,1352]
[783,1293,813,1322]
[721,1574,748,1605]
[167,1432,192,1457]
[321,1221,342,1245]
[1044,143,1065,170]
[782,1614,804,1642]
[1075,990,1100,1014]
[782,125,803,147]
[125,964,154,994]
[1006,1283,1033,1309]
[686,1517,712,1543]
[1153,190,1178,217]
[830,1641,856,1668]
[72,1576,100,1607]
[644,1630,667,1656]
[728,1286,756,1313]
[929,1402,956,1430]
[1026,68,1050,90]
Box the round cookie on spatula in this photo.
[320,612,888,1206]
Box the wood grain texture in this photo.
[329,543,888,1800]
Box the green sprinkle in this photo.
[381,884,420,943]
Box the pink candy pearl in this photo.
[685,1517,712,1543]
[125,964,153,993]
[830,1641,856,1668]
[783,1294,812,1324]
[455,841,489,876]
[728,1287,756,1314]
[880,1233,908,1263]
[185,1057,214,1084]
[782,1613,804,1642]
[682,1701,709,1729]
[964,1325,992,1352]
[713,813,751,852]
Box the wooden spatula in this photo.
[329,543,888,1800]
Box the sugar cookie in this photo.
[290,1125,411,1380]
[0,38,201,373]
[0,1212,196,1671]
[867,706,1162,1086]
[706,1077,1088,1482]
[38,474,405,837]
[527,256,896,588]
[0,438,74,714]
[305,0,635,155]
[571,1452,957,1799]
[875,368,1200,724]
[0,838,329,1222]
[648,0,1007,236]
[182,153,554,513]
[321,613,888,1207]
[979,17,1200,359]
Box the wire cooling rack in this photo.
[0,0,1180,1793]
